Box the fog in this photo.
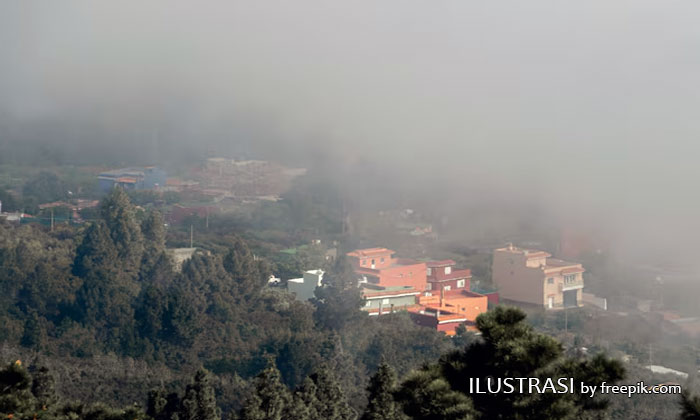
[1,1,700,269]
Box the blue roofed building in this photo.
[98,167,167,192]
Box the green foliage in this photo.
[179,369,221,420]
[397,306,626,420]
[680,391,700,420]
[312,256,365,330]
[0,188,21,212]
[99,188,144,277]
[22,171,69,207]
[361,363,407,420]
[396,367,475,420]
[240,364,291,420]
[307,365,357,420]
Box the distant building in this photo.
[167,247,207,272]
[98,167,167,192]
[347,248,428,292]
[492,244,585,309]
[361,284,422,315]
[425,260,471,295]
[287,269,324,301]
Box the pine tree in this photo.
[73,220,138,350]
[395,366,474,420]
[147,386,168,419]
[141,210,168,280]
[680,391,700,420]
[312,256,365,330]
[0,361,37,418]
[222,238,266,302]
[178,369,220,420]
[308,365,357,420]
[361,363,407,420]
[100,187,144,277]
[141,209,166,251]
[20,311,42,349]
[397,306,625,420]
[240,364,292,420]
[29,364,56,409]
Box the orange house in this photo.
[347,248,428,291]
[415,290,488,334]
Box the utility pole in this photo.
[50,209,54,232]
[190,224,194,248]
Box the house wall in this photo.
[492,250,545,306]
[427,277,470,294]
[409,312,439,329]
[363,295,417,311]
[442,294,488,321]
[377,263,427,291]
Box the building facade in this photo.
[347,248,427,291]
[98,167,167,192]
[287,269,324,301]
[492,244,584,309]
[425,260,471,295]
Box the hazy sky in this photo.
[1,1,699,267]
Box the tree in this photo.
[361,362,407,420]
[223,238,267,302]
[30,364,56,409]
[240,364,292,420]
[397,306,625,420]
[308,365,357,420]
[73,221,139,351]
[142,209,166,249]
[680,391,700,420]
[100,188,144,278]
[141,210,167,278]
[178,369,220,420]
[0,361,35,418]
[312,256,365,330]
[396,367,475,420]
[22,171,68,206]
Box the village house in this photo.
[346,248,427,291]
[425,260,472,295]
[492,243,585,309]
[347,247,489,335]
[97,166,167,192]
[287,269,324,301]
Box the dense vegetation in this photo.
[1,188,696,419]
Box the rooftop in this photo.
[347,248,394,258]
[496,244,551,259]
[426,259,456,268]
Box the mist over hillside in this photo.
[2,0,699,267]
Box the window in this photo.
[457,279,465,288]
[445,266,452,275]
[361,259,366,266]
[427,267,432,276]
[382,298,390,305]
[564,274,577,284]
[365,300,371,307]
[444,286,451,291]
[380,257,385,263]
[547,278,554,285]
[426,283,432,291]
